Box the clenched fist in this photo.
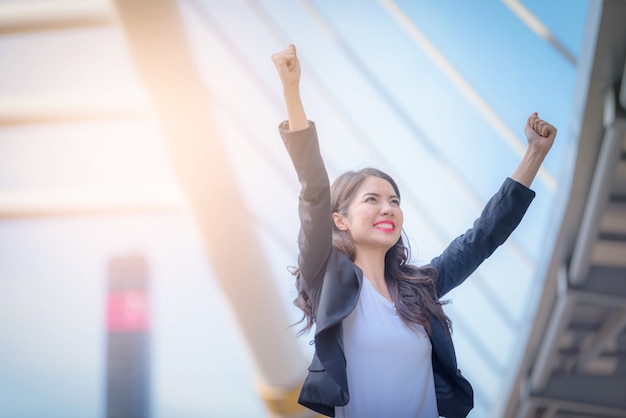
[524,112,557,154]
[272,44,301,88]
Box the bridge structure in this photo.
[0,1,623,417]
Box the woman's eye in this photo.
[391,199,400,206]
[365,196,376,202]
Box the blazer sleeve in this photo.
[431,177,536,297]
[279,121,333,295]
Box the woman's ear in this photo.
[333,212,348,231]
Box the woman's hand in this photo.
[272,45,308,131]
[511,113,558,187]
[524,112,557,155]
[272,44,301,89]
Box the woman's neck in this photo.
[353,247,387,285]
[354,247,395,304]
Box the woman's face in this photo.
[333,175,403,253]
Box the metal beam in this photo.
[568,286,626,309]
[614,160,626,196]
[601,202,626,235]
[528,266,575,392]
[501,0,576,66]
[111,1,311,416]
[569,88,626,285]
[591,240,626,269]
[0,96,145,126]
[619,54,626,109]
[0,0,113,34]
[575,307,626,373]
[0,187,181,219]
[539,374,626,411]
[528,268,626,392]
[527,395,626,418]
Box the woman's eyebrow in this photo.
[361,192,400,200]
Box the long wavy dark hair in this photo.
[293,168,452,337]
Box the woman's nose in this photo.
[380,204,392,215]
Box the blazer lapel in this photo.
[312,249,362,398]
[313,249,361,334]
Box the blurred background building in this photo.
[105,253,151,418]
[0,0,624,417]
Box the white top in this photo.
[335,277,439,418]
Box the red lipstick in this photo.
[373,220,395,233]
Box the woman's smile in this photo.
[373,220,396,233]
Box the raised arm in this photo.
[273,45,333,293]
[511,112,557,187]
[432,113,557,296]
[272,44,309,132]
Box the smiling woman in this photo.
[272,44,556,418]
[333,170,420,305]
[331,168,403,258]
[333,173,404,269]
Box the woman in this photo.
[272,44,556,418]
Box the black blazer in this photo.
[280,122,535,418]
